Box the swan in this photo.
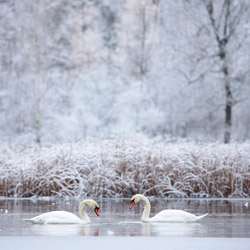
[130,194,207,223]
[23,199,99,224]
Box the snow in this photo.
[1,1,250,145]
[1,236,250,250]
[0,137,250,198]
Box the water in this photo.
[0,198,250,237]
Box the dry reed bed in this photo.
[0,137,250,198]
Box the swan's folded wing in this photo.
[23,211,82,224]
[151,210,207,223]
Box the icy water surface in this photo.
[0,198,250,237]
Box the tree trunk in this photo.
[32,80,41,146]
[205,0,233,143]
[224,78,232,143]
[222,0,232,143]
[221,51,232,144]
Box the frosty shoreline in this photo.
[1,137,250,198]
[1,236,250,250]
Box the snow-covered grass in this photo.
[0,137,250,198]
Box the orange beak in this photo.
[130,200,135,209]
[94,207,99,216]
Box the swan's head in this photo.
[84,199,100,216]
[130,194,142,209]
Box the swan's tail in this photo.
[22,218,30,221]
[23,218,44,224]
[196,213,208,221]
[22,218,33,223]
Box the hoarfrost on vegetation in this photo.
[0,137,249,198]
[1,1,250,145]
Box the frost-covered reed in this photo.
[0,137,250,198]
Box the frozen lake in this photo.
[1,198,250,249]
[1,198,250,237]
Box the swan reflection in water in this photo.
[142,222,205,236]
[28,221,205,237]
[30,224,92,236]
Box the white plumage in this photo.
[23,199,99,224]
[130,194,207,223]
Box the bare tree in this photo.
[12,0,52,145]
[203,0,248,143]
[182,0,250,143]
[120,0,160,79]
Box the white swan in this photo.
[23,199,99,224]
[130,194,207,223]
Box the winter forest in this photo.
[1,0,250,198]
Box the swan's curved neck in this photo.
[140,195,151,222]
[79,201,90,223]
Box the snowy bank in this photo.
[0,137,250,198]
[1,236,250,250]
